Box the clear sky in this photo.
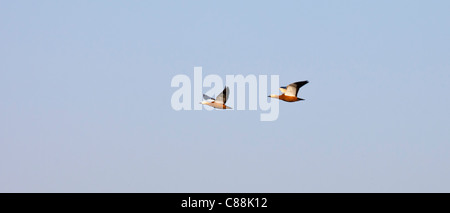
[1,0,450,192]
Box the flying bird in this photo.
[268,81,309,102]
[200,86,232,109]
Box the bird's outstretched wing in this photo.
[203,94,215,101]
[279,87,287,94]
[285,81,309,97]
[215,86,229,104]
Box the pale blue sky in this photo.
[1,0,450,192]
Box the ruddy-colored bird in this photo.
[268,81,309,102]
[200,86,232,109]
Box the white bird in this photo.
[268,81,309,102]
[200,86,232,109]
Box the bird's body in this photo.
[270,94,302,102]
[200,86,232,109]
[268,81,308,102]
[201,101,232,109]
